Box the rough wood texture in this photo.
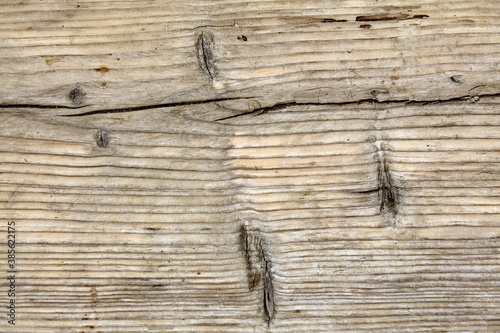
[1,0,499,112]
[1,0,500,332]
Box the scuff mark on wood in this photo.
[196,32,217,81]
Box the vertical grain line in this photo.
[261,241,275,324]
[196,32,216,81]
[378,150,398,225]
[240,224,275,324]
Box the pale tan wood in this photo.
[0,96,499,332]
[1,0,500,332]
[0,0,499,113]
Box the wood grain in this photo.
[1,0,500,332]
[1,96,499,332]
[0,0,499,112]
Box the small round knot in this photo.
[96,129,109,149]
[69,87,85,104]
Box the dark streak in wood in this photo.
[378,152,398,224]
[320,18,348,23]
[261,242,274,324]
[240,224,251,273]
[240,224,275,323]
[240,224,261,291]
[196,32,216,81]
[93,66,110,74]
[356,14,429,22]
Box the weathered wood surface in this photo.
[1,0,500,332]
[1,0,499,112]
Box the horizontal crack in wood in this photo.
[215,93,500,121]
[1,93,497,116]
[61,97,252,116]
[0,104,89,110]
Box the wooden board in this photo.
[1,0,500,332]
[1,0,499,112]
